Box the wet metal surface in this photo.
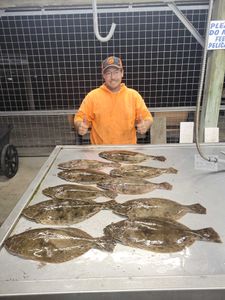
[0,144,225,299]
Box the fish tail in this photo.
[167,167,178,174]
[102,200,117,209]
[194,227,222,243]
[42,188,50,197]
[104,190,118,199]
[152,155,166,162]
[187,203,206,214]
[159,182,172,190]
[22,208,38,219]
[95,236,116,252]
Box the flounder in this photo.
[42,184,117,200]
[112,198,206,220]
[99,150,166,164]
[110,165,177,179]
[5,228,115,263]
[104,218,222,253]
[58,159,120,170]
[22,199,116,225]
[97,177,172,195]
[57,169,112,184]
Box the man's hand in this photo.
[136,114,152,135]
[76,115,89,136]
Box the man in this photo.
[74,56,153,144]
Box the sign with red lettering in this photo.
[208,20,225,50]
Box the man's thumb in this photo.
[139,113,143,123]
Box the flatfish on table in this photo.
[42,184,117,200]
[22,198,116,225]
[58,159,120,170]
[57,169,112,184]
[4,228,115,263]
[112,198,206,220]
[97,178,172,195]
[104,218,222,253]
[99,150,166,164]
[110,165,177,179]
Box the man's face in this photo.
[102,67,123,92]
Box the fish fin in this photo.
[103,190,118,199]
[112,210,128,218]
[110,162,121,168]
[159,182,172,190]
[152,155,166,162]
[187,203,206,214]
[168,167,178,174]
[95,236,116,252]
[194,227,222,243]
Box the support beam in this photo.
[166,1,205,47]
[200,0,225,141]
[0,0,209,9]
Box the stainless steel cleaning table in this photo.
[1,144,225,300]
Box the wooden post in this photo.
[150,116,167,144]
[200,0,225,141]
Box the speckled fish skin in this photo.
[42,184,117,200]
[99,150,166,163]
[110,165,177,179]
[112,198,206,220]
[97,178,172,195]
[104,218,222,253]
[58,159,120,170]
[57,169,112,184]
[5,228,115,263]
[22,198,116,225]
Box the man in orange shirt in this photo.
[74,56,153,144]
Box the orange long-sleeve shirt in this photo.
[74,83,153,144]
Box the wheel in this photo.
[1,144,19,178]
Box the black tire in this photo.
[1,144,19,178]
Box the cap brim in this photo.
[102,65,122,73]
